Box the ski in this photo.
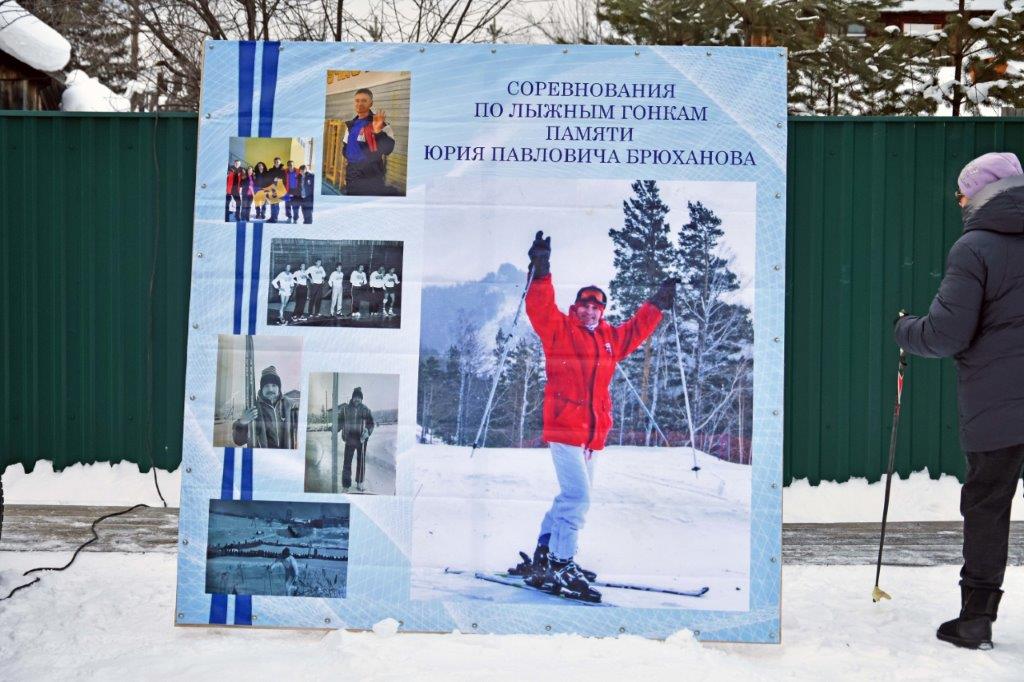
[444,567,709,601]
[590,580,709,598]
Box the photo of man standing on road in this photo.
[304,372,401,495]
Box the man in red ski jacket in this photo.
[517,230,677,602]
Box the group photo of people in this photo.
[322,71,410,197]
[267,238,404,329]
[225,136,316,223]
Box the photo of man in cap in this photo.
[336,387,375,492]
[232,365,296,449]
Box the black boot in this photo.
[510,545,597,585]
[936,586,1002,650]
[548,556,602,603]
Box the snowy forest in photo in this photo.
[417,179,754,463]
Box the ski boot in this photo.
[937,587,1002,650]
[548,556,602,603]
[510,545,597,585]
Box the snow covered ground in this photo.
[410,444,750,611]
[1,552,1022,680]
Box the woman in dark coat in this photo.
[895,152,1024,650]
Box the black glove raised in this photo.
[528,230,551,278]
[649,277,681,311]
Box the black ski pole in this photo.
[873,348,907,603]
[471,266,535,454]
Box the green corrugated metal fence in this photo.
[0,112,196,473]
[1,113,1021,483]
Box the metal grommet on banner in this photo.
[252,615,258,621]
[772,409,779,416]
[398,620,404,627]
[471,622,478,629]
[770,556,777,563]
[491,48,496,54]
[204,113,210,119]
[634,50,640,56]
[776,122,783,128]
[177,612,184,619]
[182,538,189,545]
[774,192,782,199]
[324,617,331,624]
[279,44,284,52]
[349,47,356,52]
[201,183,207,189]
[694,630,701,637]
[544,625,551,631]
[774,337,780,343]
[773,264,780,271]
[189,394,196,401]
[185,467,192,474]
[192,323,199,330]
[771,482,778,489]
[618,626,626,633]
[706,50,712,57]
[562,48,568,54]
[196,252,204,259]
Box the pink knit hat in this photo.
[957,152,1023,199]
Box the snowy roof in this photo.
[882,0,1005,12]
[62,70,130,113]
[0,1,70,72]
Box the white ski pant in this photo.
[331,287,344,313]
[539,442,595,561]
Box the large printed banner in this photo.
[175,41,786,642]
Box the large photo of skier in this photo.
[412,178,755,610]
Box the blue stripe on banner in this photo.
[220,447,236,500]
[234,595,252,625]
[257,42,281,137]
[237,41,257,137]
[241,448,253,500]
[232,224,246,334]
[210,593,229,624]
[247,222,263,334]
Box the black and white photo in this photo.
[205,500,349,598]
[305,372,400,495]
[213,334,302,449]
[267,238,404,328]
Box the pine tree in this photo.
[905,2,1024,116]
[607,180,676,440]
[673,201,753,458]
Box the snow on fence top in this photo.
[0,0,70,73]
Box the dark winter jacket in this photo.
[336,401,374,441]
[343,112,396,194]
[527,274,663,451]
[301,172,315,200]
[895,175,1024,452]
[232,395,295,449]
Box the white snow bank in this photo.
[61,69,131,112]
[785,470,1024,523]
[2,460,180,507]
[0,0,70,72]
[1,552,1022,679]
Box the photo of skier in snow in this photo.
[508,230,679,603]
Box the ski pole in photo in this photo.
[471,265,535,454]
[616,365,672,447]
[669,303,700,473]
[873,347,908,603]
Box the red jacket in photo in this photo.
[526,274,662,451]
